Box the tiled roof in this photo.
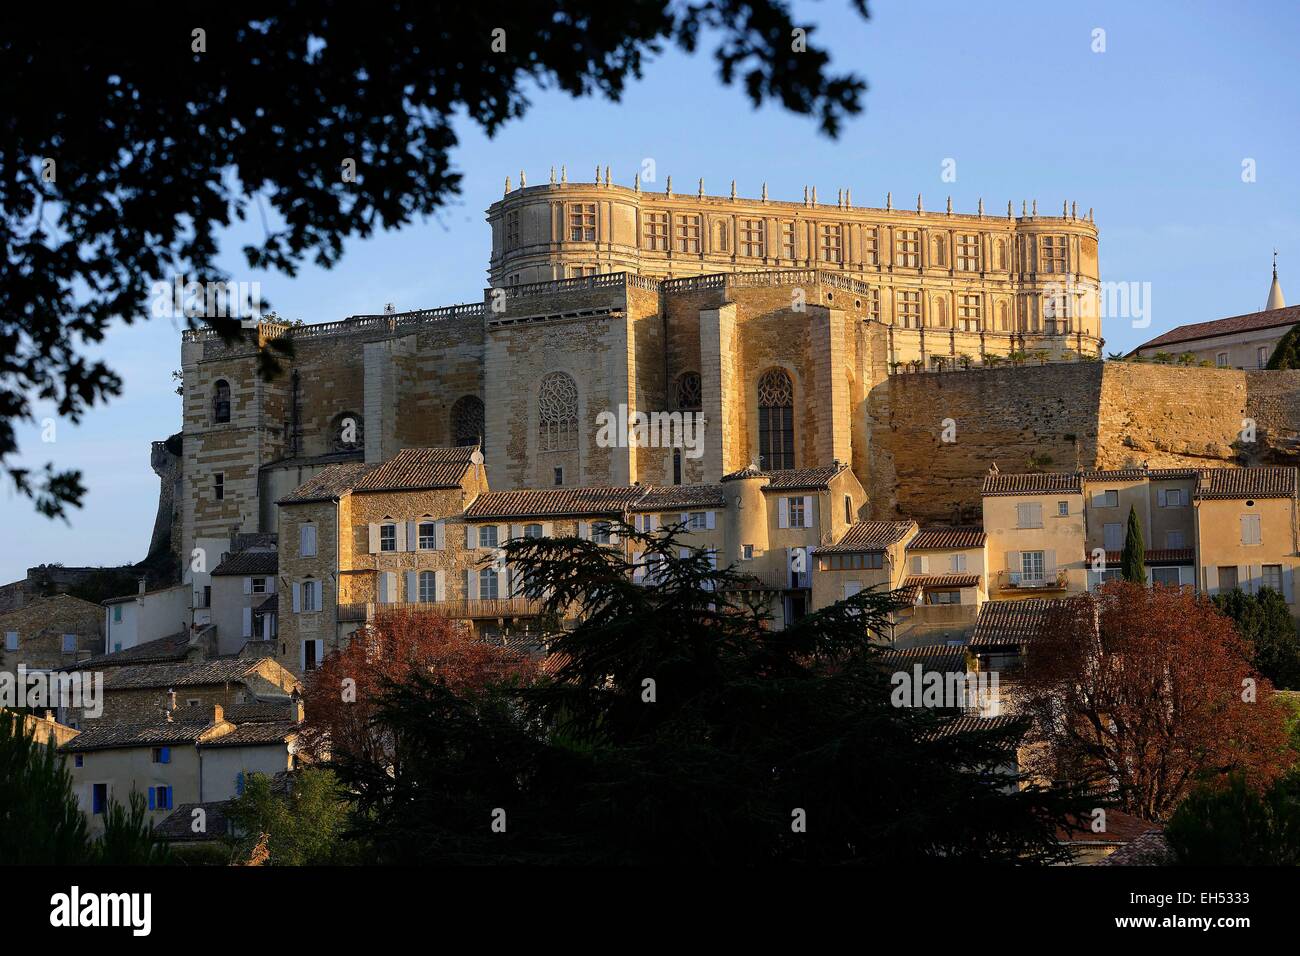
[879,644,968,674]
[1103,548,1195,566]
[200,720,298,748]
[154,801,235,843]
[212,551,278,576]
[352,446,478,493]
[1131,304,1300,351]
[466,486,645,519]
[1058,809,1158,845]
[100,658,274,691]
[982,472,1082,496]
[902,574,981,590]
[634,485,727,510]
[59,720,218,753]
[1195,466,1298,500]
[222,701,296,723]
[719,463,848,489]
[263,449,363,471]
[277,462,373,504]
[970,598,1085,649]
[1082,468,1199,482]
[921,714,1023,742]
[906,527,986,550]
[67,632,191,670]
[1096,829,1171,865]
[231,532,277,551]
[816,520,916,553]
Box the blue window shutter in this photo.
[165,787,173,810]
[161,746,170,764]
[148,788,156,810]
[236,772,245,796]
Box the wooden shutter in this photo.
[466,524,475,549]
[292,583,301,613]
[778,498,789,529]
[435,520,446,550]
[706,511,716,530]
[394,522,407,552]
[405,571,418,604]
[435,570,446,602]
[241,607,252,638]
[578,521,589,539]
[1005,551,1020,576]
[368,523,381,554]
[1204,565,1218,594]
[265,577,276,594]
[802,496,813,528]
[407,521,419,550]
[465,569,475,600]
[542,522,553,538]
[242,577,252,595]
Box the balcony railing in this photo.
[337,598,543,623]
[718,567,810,591]
[997,569,1070,591]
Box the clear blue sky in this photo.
[4,0,1298,583]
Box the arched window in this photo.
[675,372,702,411]
[451,395,485,449]
[997,301,1010,332]
[932,296,949,328]
[538,372,578,451]
[331,411,364,451]
[672,448,683,485]
[212,380,231,424]
[757,368,794,470]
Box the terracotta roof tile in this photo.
[921,714,1023,742]
[200,720,299,747]
[720,463,848,489]
[466,486,645,520]
[1132,304,1300,352]
[67,632,190,670]
[970,597,1088,648]
[100,658,283,691]
[1195,466,1298,500]
[906,527,986,550]
[879,644,968,674]
[902,574,981,590]
[634,485,727,510]
[816,520,916,553]
[212,551,278,576]
[59,720,219,753]
[277,462,374,504]
[154,801,235,842]
[352,446,478,493]
[982,472,1082,496]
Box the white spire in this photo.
[1267,250,1286,311]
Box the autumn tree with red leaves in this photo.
[1012,581,1292,822]
[299,608,539,765]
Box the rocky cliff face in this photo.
[149,432,183,565]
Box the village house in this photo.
[1194,466,1298,605]
[103,580,193,655]
[1,594,103,673]
[209,547,279,655]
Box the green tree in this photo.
[339,523,1091,864]
[1120,505,1146,584]
[0,712,90,864]
[1,2,873,518]
[95,790,171,864]
[1165,773,1300,865]
[1214,587,1300,690]
[226,768,360,865]
[1266,322,1300,370]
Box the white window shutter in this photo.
[243,577,252,595]
[300,641,306,672]
[395,522,407,552]
[499,524,509,544]
[1284,567,1295,604]
[314,640,324,668]
[1248,564,1262,595]
[465,569,474,600]
[803,496,813,528]
[510,523,522,542]
[706,511,716,530]
[405,571,418,603]
[1043,550,1057,576]
[542,522,553,538]
[266,577,276,594]
[241,607,252,638]
[1156,489,1167,507]
[368,523,380,554]
[435,520,446,550]
[680,512,689,525]
[778,498,789,529]
[467,524,475,549]
[435,570,446,602]
[292,583,301,613]
[578,521,589,539]
[1205,565,1218,594]
[649,515,659,532]
[407,521,418,550]
[1006,551,1020,575]
[497,567,509,596]
[910,555,922,574]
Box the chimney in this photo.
[292,699,305,723]
[137,577,147,594]
[167,689,177,713]
[213,704,224,724]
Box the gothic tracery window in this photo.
[675,372,702,411]
[757,368,794,471]
[451,395,485,449]
[538,372,578,452]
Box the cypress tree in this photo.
[1121,505,1146,584]
[1266,322,1300,370]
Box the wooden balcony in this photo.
[337,598,543,623]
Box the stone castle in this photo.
[166,176,1300,573]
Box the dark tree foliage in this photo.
[1266,322,1300,370]
[338,523,1091,864]
[0,2,870,518]
[94,790,172,865]
[1120,505,1145,584]
[1165,773,1300,866]
[1214,587,1300,690]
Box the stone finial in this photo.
[1021,200,1027,217]
[1063,200,1068,217]
[1088,207,1094,221]
[550,166,556,185]
[811,186,818,205]
[1007,200,1013,218]
[520,170,526,188]
[730,179,737,200]
[837,187,843,208]
[1032,199,1037,216]
[561,165,567,185]
[504,176,511,195]
[604,166,611,186]
[596,165,600,184]
[917,193,923,213]
[698,177,704,198]
[845,187,851,208]
[1072,200,1078,219]
[634,172,640,192]
[666,175,673,197]
[761,182,768,202]
[804,185,809,206]
[946,195,953,215]
[977,197,984,216]
[886,191,893,211]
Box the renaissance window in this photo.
[419,571,437,603]
[569,203,596,241]
[862,228,879,266]
[418,522,438,550]
[896,230,920,268]
[757,368,795,471]
[1040,236,1067,273]
[780,222,796,259]
[212,380,231,423]
[958,294,982,331]
[478,567,499,600]
[896,290,921,328]
[478,525,499,548]
[675,215,701,253]
[740,219,765,258]
[957,234,981,272]
[214,472,224,500]
[819,224,842,264]
[644,212,669,252]
[505,211,520,250]
[538,372,579,451]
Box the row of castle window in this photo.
[545,204,1077,274]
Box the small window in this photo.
[301,580,320,612]
[524,523,544,539]
[1216,352,1229,368]
[1262,564,1283,593]
[113,605,122,623]
[74,755,83,768]
[1258,347,1269,369]
[1057,501,1069,516]
[1016,502,1043,529]
[299,523,317,557]
[418,521,438,549]
[1151,567,1180,586]
[478,525,498,548]
[418,570,437,603]
[151,746,171,765]
[591,521,612,545]
[92,783,108,815]
[742,544,755,561]
[304,640,319,671]
[1218,566,1239,591]
[379,524,397,552]
[148,786,173,811]
[202,586,211,608]
[787,497,807,529]
[61,634,76,654]
[688,512,707,531]
[1162,488,1185,508]
[673,449,683,486]
[4,631,16,651]
[1166,530,1185,549]
[212,380,231,423]
[1240,514,1262,546]
[214,472,225,501]
[478,567,500,600]
[251,577,267,594]
[554,466,564,486]
[1092,490,1119,508]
